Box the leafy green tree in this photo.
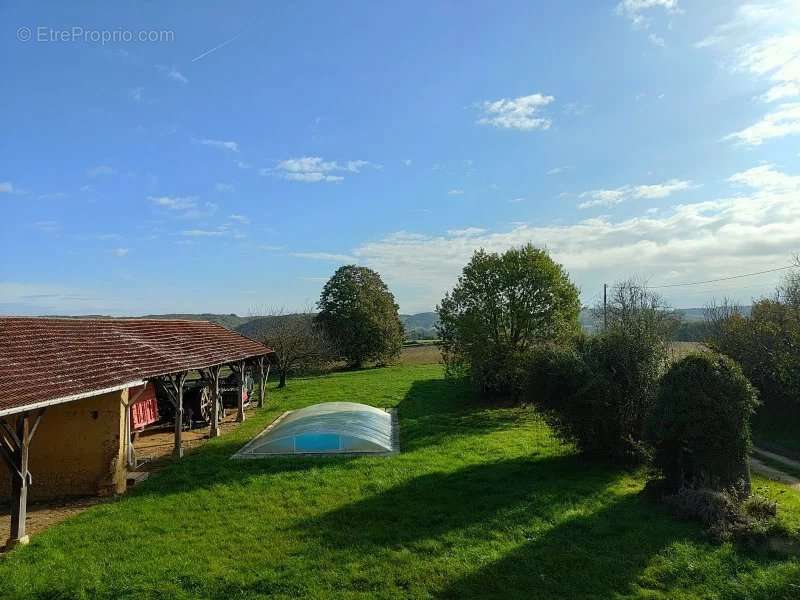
[316,265,404,367]
[438,244,580,395]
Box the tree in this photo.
[316,266,404,367]
[248,308,333,387]
[437,244,580,395]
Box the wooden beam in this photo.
[258,356,266,409]
[172,372,187,458]
[207,366,222,438]
[8,415,29,547]
[236,360,246,423]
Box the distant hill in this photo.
[138,313,252,331]
[400,312,438,329]
[41,306,744,340]
[400,312,439,340]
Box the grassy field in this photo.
[0,364,798,599]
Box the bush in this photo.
[437,245,580,397]
[526,327,665,464]
[661,483,777,543]
[647,353,760,494]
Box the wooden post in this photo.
[1,409,45,548]
[258,356,266,408]
[236,360,246,423]
[264,363,270,405]
[209,365,221,438]
[9,414,30,547]
[173,372,187,458]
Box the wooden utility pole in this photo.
[603,283,608,331]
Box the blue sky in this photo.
[2,1,799,315]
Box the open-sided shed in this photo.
[0,317,274,548]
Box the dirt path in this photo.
[750,447,800,492]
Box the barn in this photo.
[0,317,274,548]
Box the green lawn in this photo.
[1,364,798,599]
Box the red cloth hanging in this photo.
[130,383,159,429]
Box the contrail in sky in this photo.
[192,31,244,62]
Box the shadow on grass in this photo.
[398,377,528,452]
[295,454,623,551]
[436,492,694,599]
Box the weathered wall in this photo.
[0,389,127,501]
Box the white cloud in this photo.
[0,182,13,193]
[149,195,198,211]
[148,195,217,219]
[196,138,239,152]
[272,156,375,183]
[348,165,800,312]
[725,102,800,145]
[112,248,130,257]
[579,178,694,208]
[0,282,106,314]
[237,160,251,169]
[291,252,356,262]
[616,0,681,28]
[181,229,226,237]
[156,64,188,84]
[616,0,680,46]
[447,227,486,237]
[129,87,144,102]
[728,163,800,191]
[403,159,412,166]
[477,93,554,131]
[87,165,115,178]
[448,189,465,195]
[215,182,235,192]
[228,214,250,224]
[737,33,800,103]
[695,2,792,49]
[510,197,525,203]
[700,2,800,144]
[546,166,568,176]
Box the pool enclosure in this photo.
[232,402,399,457]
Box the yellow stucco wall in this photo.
[0,388,127,501]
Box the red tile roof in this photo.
[0,318,273,414]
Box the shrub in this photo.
[662,483,777,543]
[647,353,760,494]
[437,244,580,397]
[526,327,665,464]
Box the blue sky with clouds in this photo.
[2,1,799,315]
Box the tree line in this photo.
[437,245,798,544]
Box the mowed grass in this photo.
[0,365,798,599]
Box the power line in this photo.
[613,265,796,290]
